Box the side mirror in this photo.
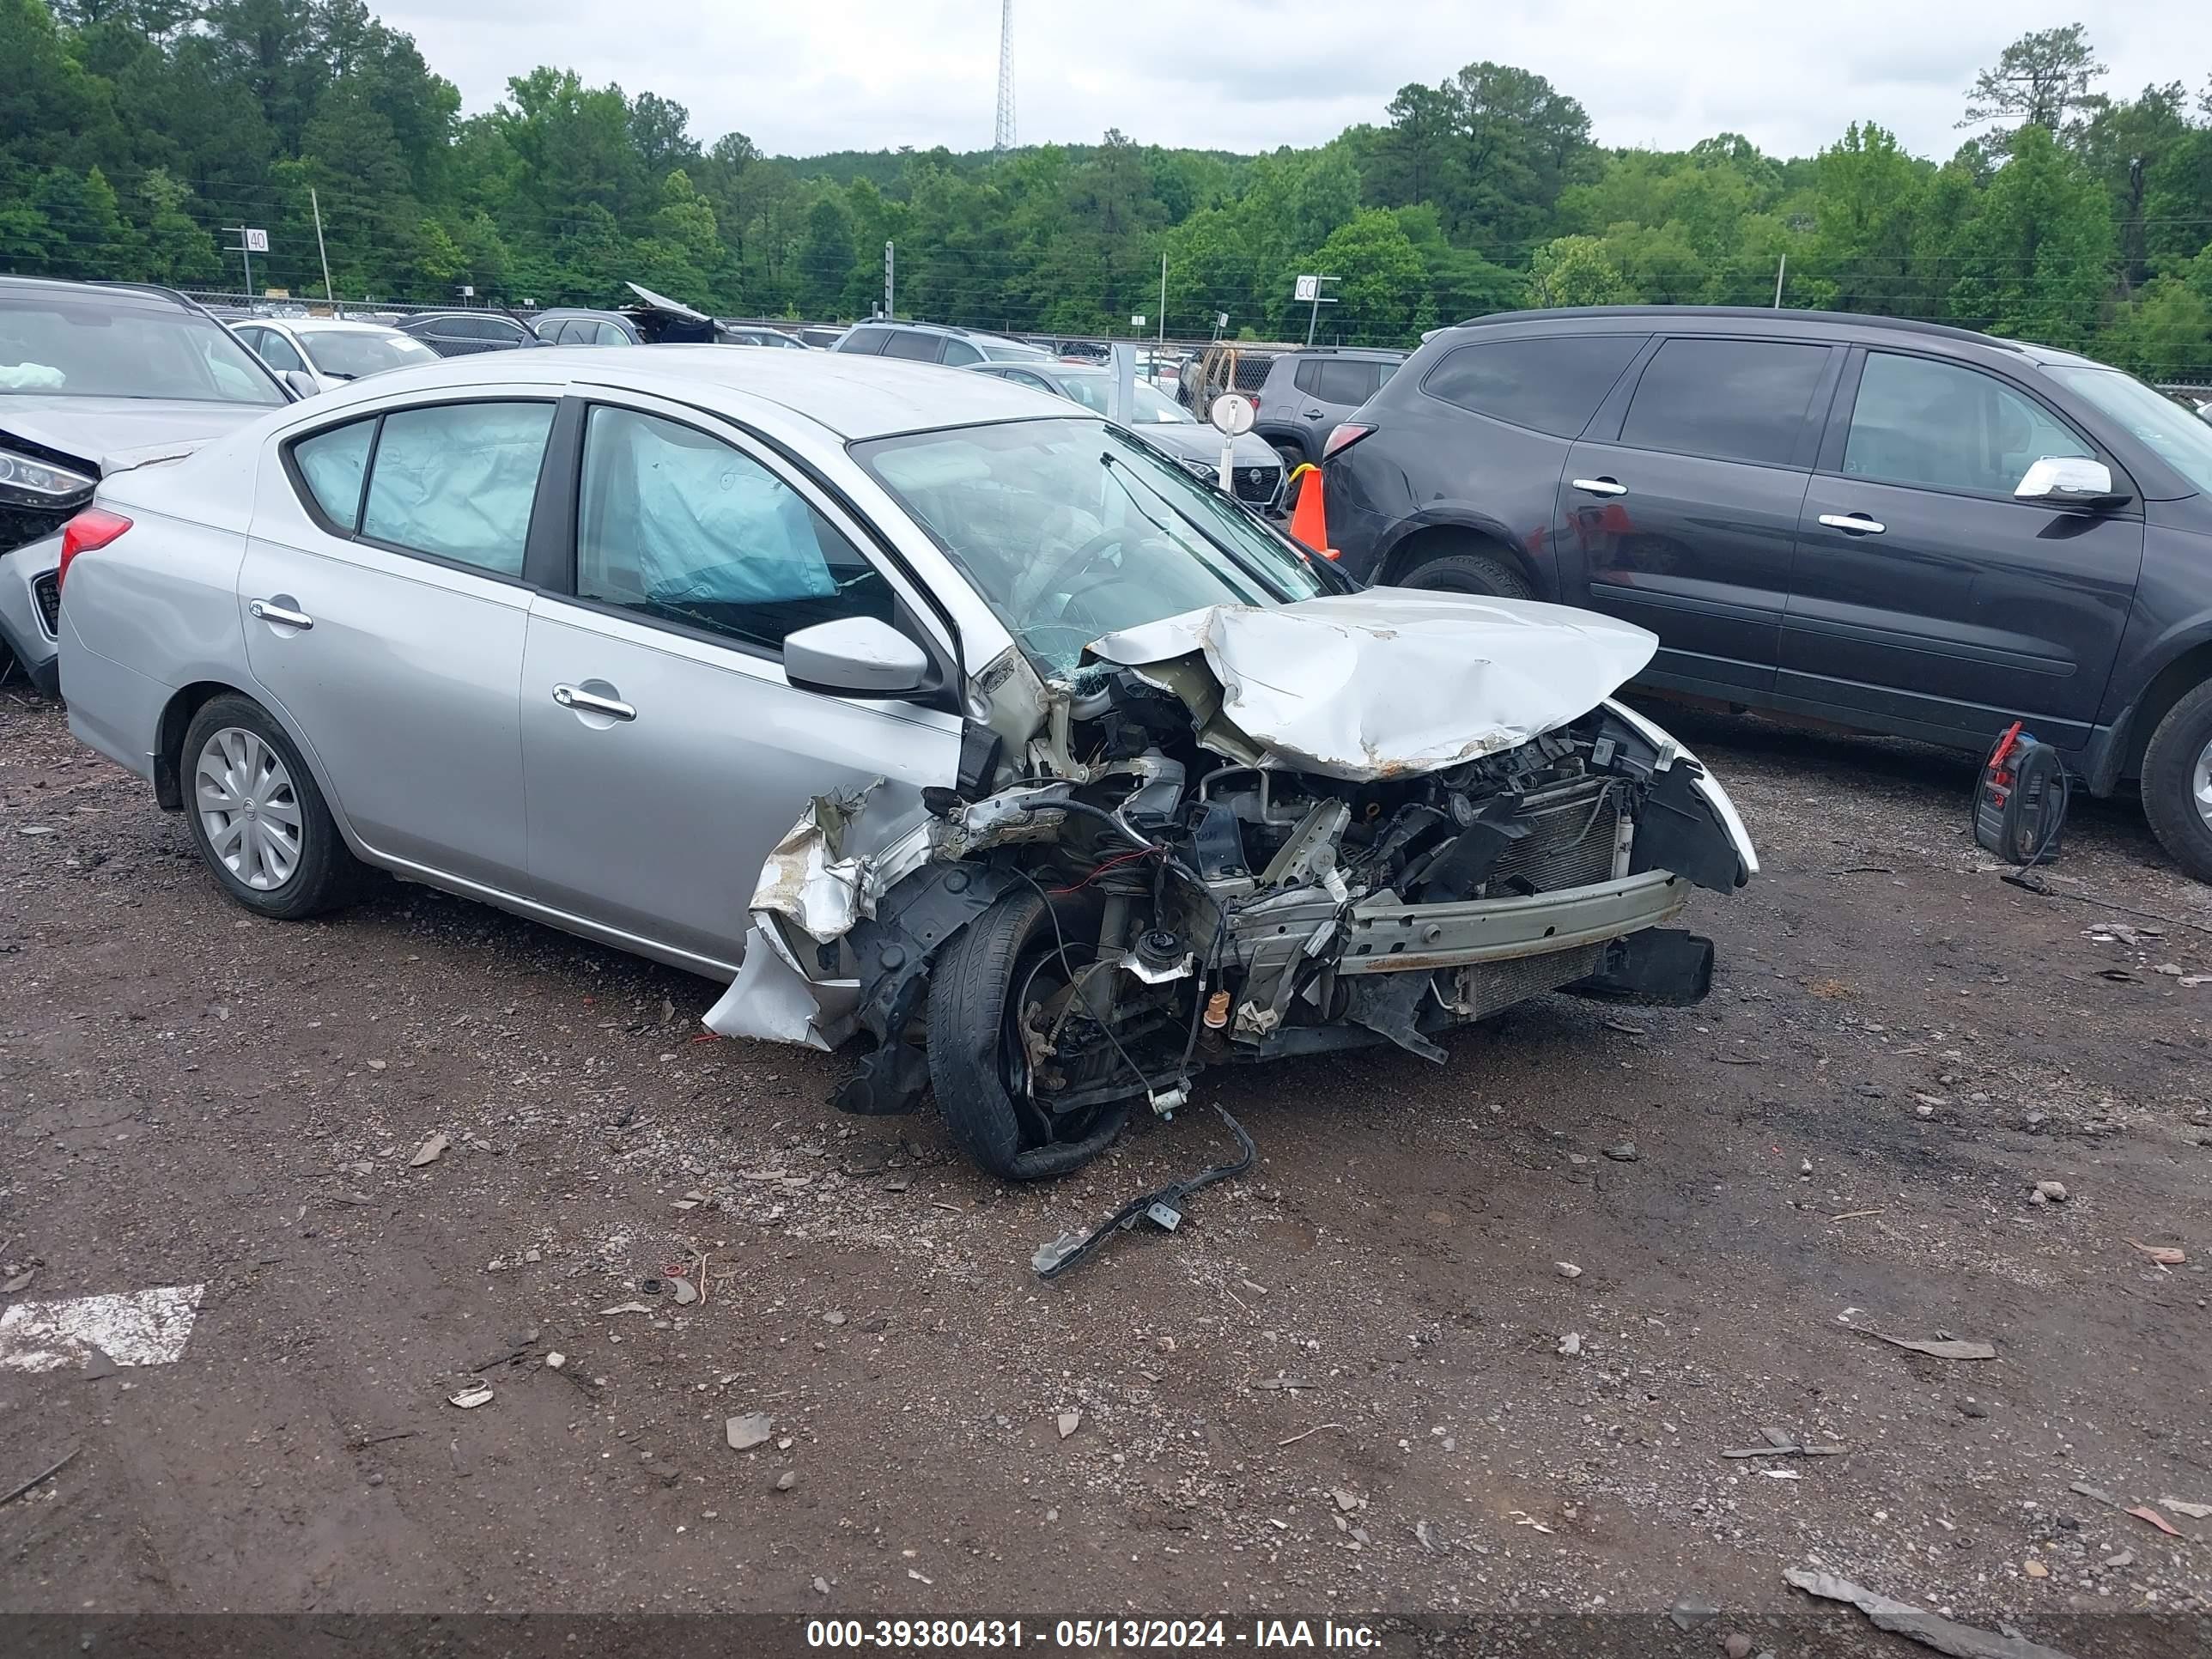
[783,617,931,699]
[2014,456,2126,510]
[279,368,322,399]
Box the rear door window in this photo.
[1620,337,1831,467]
[359,402,555,577]
[1843,351,2093,496]
[879,331,942,362]
[1423,336,1648,438]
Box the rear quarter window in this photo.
[1422,336,1650,438]
[289,419,375,531]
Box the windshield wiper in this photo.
[1098,443,1315,600]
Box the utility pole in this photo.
[1773,252,1787,309]
[309,188,335,309]
[1158,252,1166,344]
[883,240,895,319]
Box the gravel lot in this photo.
[1,686,2207,1655]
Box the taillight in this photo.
[57,507,132,592]
[1323,422,1373,459]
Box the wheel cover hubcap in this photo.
[2194,739,2212,833]
[195,727,303,890]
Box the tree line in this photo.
[4,4,2211,380]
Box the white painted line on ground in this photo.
[0,1285,206,1372]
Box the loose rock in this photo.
[726,1413,773,1451]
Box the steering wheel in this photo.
[1013,527,1127,617]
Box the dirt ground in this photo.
[1,685,2208,1656]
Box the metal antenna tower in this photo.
[994,0,1016,151]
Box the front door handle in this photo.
[1818,512,1887,536]
[248,598,313,630]
[552,683,635,721]
[1571,477,1628,497]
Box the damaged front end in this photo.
[708,590,1757,1180]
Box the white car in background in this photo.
[229,318,441,394]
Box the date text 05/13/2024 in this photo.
[804,1620,1383,1650]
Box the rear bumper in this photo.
[1338,870,1690,975]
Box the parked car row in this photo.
[1319,304,2212,879]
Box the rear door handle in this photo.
[1572,477,1628,497]
[552,683,635,721]
[1817,513,1887,536]
[1302,410,1327,419]
[247,599,313,630]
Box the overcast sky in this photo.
[378,0,2211,163]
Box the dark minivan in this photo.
[1323,305,2212,880]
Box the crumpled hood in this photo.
[1087,588,1658,781]
[0,398,272,474]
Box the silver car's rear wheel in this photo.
[195,726,302,890]
[178,693,359,920]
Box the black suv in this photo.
[1323,306,2212,878]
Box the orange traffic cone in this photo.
[1285,464,1337,559]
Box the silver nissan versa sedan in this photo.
[56,348,1756,1179]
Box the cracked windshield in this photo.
[854,418,1322,672]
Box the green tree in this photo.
[1805,122,1929,313]
[2094,276,2212,380]
[1304,208,1426,343]
[1948,125,2115,348]
[1960,23,2107,143]
[1529,234,1631,307]
[794,193,855,318]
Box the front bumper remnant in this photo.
[1337,870,1689,975]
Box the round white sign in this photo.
[1209,392,1255,436]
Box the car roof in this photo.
[1443,304,2045,361]
[852,319,1035,349]
[0,276,200,314]
[276,318,411,334]
[306,344,1086,441]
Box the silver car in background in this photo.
[228,317,441,393]
[1,276,294,696]
[56,349,1755,1179]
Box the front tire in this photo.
[181,694,360,919]
[926,888,1129,1181]
[2139,679,2212,883]
[1401,547,1534,599]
